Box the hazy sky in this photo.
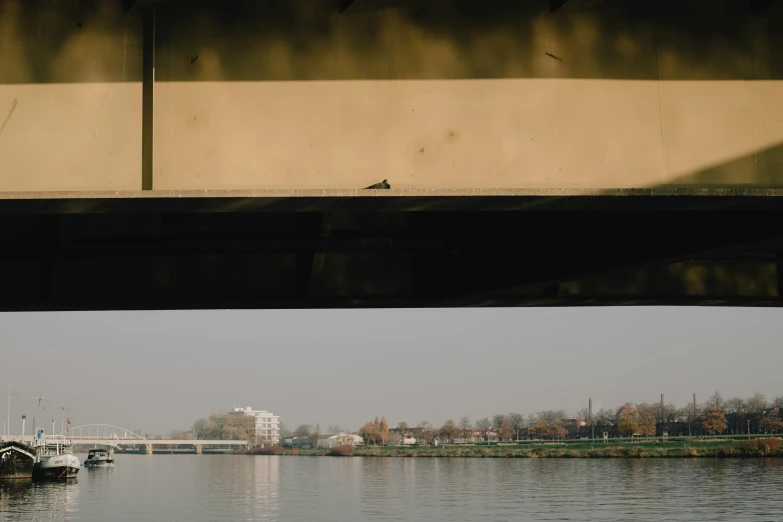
[0,308,780,436]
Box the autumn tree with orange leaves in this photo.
[528,419,551,439]
[359,417,390,445]
[701,406,727,436]
[617,404,640,437]
[760,409,783,434]
[551,424,568,440]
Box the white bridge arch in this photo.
[62,424,247,449]
[67,424,147,442]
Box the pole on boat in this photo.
[59,403,68,435]
[30,392,49,438]
[6,379,16,437]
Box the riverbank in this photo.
[243,438,783,458]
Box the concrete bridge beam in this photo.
[752,0,782,14]
[550,0,608,13]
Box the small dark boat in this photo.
[83,449,114,468]
[0,441,36,480]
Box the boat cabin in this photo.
[87,449,110,460]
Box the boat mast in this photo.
[6,378,15,437]
[30,392,49,437]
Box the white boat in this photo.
[32,430,80,480]
[83,449,114,468]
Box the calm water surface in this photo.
[1,454,782,521]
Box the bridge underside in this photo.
[2,190,783,311]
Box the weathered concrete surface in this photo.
[0,0,781,191]
[151,80,783,190]
[0,0,142,190]
[2,1,783,311]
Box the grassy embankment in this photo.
[242,438,782,458]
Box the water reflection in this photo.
[0,478,79,521]
[193,455,280,520]
[251,456,280,518]
[3,457,783,520]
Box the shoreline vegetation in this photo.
[239,438,783,459]
[183,392,783,459]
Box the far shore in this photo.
[239,438,783,459]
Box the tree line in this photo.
[187,411,257,442]
[175,392,783,445]
[356,392,783,444]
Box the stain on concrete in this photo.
[0,99,18,139]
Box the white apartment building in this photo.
[234,406,280,444]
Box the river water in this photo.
[1,454,782,521]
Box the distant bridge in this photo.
[3,424,248,454]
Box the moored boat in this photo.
[32,430,80,480]
[0,441,35,480]
[83,448,114,468]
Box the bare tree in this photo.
[418,429,436,446]
[660,403,678,423]
[439,420,458,443]
[508,413,525,441]
[388,431,403,446]
[278,423,292,439]
[537,410,567,424]
[192,418,209,439]
[458,417,473,442]
[725,397,746,415]
[595,408,616,429]
[492,414,508,433]
[397,422,409,437]
[294,424,312,438]
[308,424,321,446]
[476,417,492,443]
[745,393,768,416]
[707,390,726,410]
[327,424,344,434]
